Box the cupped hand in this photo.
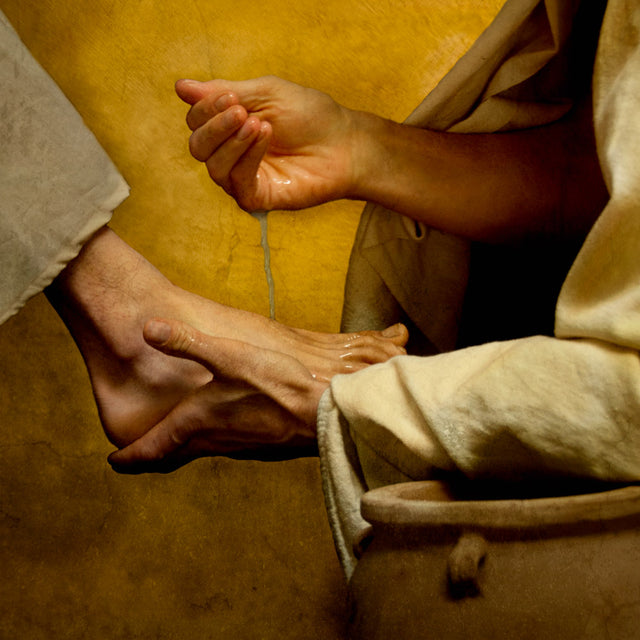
[175,76,358,213]
[107,318,329,473]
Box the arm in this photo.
[177,77,608,243]
[348,100,608,242]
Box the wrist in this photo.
[344,110,392,202]
[299,379,328,437]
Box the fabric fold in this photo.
[0,9,129,324]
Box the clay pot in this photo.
[348,480,640,639]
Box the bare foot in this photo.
[46,227,407,448]
[178,289,408,379]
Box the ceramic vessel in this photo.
[348,480,640,639]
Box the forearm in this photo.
[346,101,608,243]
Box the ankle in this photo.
[48,227,181,361]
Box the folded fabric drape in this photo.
[0,10,129,325]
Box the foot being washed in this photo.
[46,227,407,448]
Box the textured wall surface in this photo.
[0,1,501,638]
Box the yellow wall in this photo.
[0,1,502,638]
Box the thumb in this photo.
[107,422,185,473]
[144,318,324,424]
[143,318,264,383]
[144,318,225,371]
[175,78,209,105]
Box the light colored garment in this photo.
[319,0,640,578]
[0,10,128,325]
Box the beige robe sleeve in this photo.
[319,0,640,578]
[0,10,129,324]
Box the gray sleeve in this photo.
[0,10,129,324]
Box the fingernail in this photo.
[145,320,171,344]
[215,93,233,110]
[180,78,200,85]
[237,117,255,140]
[223,108,240,128]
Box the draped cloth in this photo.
[321,0,640,578]
[0,10,129,325]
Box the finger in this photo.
[144,318,270,382]
[185,90,240,131]
[175,79,234,109]
[203,117,265,193]
[175,79,208,104]
[188,105,247,162]
[182,77,285,130]
[107,380,300,472]
[108,451,195,475]
[105,382,248,472]
[144,318,309,389]
[228,121,273,209]
[107,404,195,472]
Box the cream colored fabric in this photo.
[0,10,129,324]
[320,0,640,578]
[556,0,640,349]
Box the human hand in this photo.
[107,318,329,473]
[175,76,358,213]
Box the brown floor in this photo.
[0,1,501,637]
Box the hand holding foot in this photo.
[108,319,327,473]
[47,228,407,452]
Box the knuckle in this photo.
[180,401,211,435]
[170,326,197,354]
[185,107,197,131]
[186,94,212,131]
[231,178,259,212]
[186,102,208,131]
[233,190,253,212]
[263,416,294,444]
